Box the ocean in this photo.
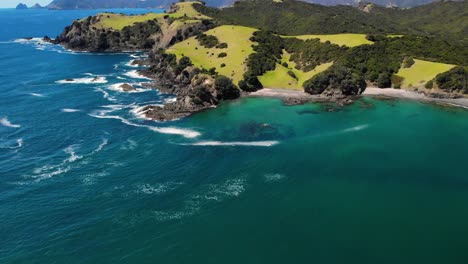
[1,8,468,264]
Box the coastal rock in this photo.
[120,83,136,92]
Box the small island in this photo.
[16,3,28,9]
[46,0,468,120]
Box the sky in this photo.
[0,0,51,8]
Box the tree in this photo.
[215,76,240,100]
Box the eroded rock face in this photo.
[138,52,240,121]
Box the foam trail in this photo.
[56,76,108,84]
[343,124,369,133]
[61,108,80,113]
[88,113,200,139]
[0,139,23,149]
[95,88,117,102]
[0,117,21,128]
[186,141,279,147]
[149,127,201,138]
[29,93,45,97]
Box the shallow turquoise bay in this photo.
[1,8,468,264]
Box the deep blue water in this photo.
[2,8,468,264]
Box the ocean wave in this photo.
[134,182,182,195]
[343,124,369,133]
[125,60,139,68]
[264,173,285,182]
[184,140,279,147]
[124,70,150,80]
[61,108,80,113]
[94,88,117,102]
[0,139,23,149]
[57,76,108,84]
[107,83,149,93]
[29,138,108,182]
[29,93,45,97]
[0,117,21,128]
[88,113,201,139]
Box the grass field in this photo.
[168,25,257,83]
[395,59,456,88]
[283,34,373,47]
[258,51,332,89]
[96,2,209,30]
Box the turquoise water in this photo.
[2,9,468,264]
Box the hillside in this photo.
[195,0,468,42]
[49,1,468,120]
[40,0,461,9]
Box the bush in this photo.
[218,52,227,58]
[304,66,366,95]
[220,63,226,68]
[282,62,289,68]
[195,33,219,48]
[425,80,434,89]
[239,76,263,92]
[402,56,415,68]
[376,73,392,88]
[215,75,240,100]
[392,75,403,89]
[216,42,228,49]
[287,70,297,80]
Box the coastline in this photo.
[247,88,468,109]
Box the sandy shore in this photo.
[248,88,468,109]
[363,87,468,109]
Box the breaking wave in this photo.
[124,70,150,80]
[0,139,23,149]
[28,138,108,182]
[184,141,279,147]
[61,108,80,113]
[56,76,108,84]
[0,117,21,128]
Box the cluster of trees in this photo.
[194,0,467,44]
[196,33,219,48]
[435,67,468,94]
[283,38,346,71]
[303,66,366,95]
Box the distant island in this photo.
[16,0,461,10]
[44,0,467,120]
[15,3,45,9]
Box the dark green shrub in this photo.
[425,80,434,89]
[215,75,240,100]
[218,52,227,58]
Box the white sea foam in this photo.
[0,139,23,149]
[61,108,80,113]
[116,76,126,80]
[135,182,181,195]
[343,124,369,133]
[30,138,108,182]
[57,76,108,84]
[0,117,21,128]
[89,113,201,139]
[148,127,201,138]
[264,173,285,182]
[107,83,148,93]
[29,93,45,97]
[124,70,150,80]
[125,60,139,68]
[95,88,117,102]
[186,140,279,147]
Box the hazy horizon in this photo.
[0,0,50,8]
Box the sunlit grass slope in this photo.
[168,25,257,83]
[395,59,456,88]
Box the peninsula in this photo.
[46,0,468,120]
